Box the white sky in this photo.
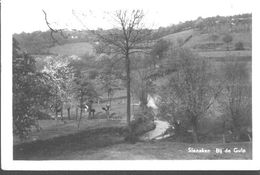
[6,0,254,33]
[5,0,253,34]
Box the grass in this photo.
[49,42,94,56]
[162,28,251,52]
[197,50,251,58]
[13,125,127,160]
[88,141,251,160]
[163,29,195,43]
[14,130,252,160]
[13,118,126,146]
[13,97,141,146]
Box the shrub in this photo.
[222,34,233,50]
[235,41,245,50]
[88,70,99,79]
[36,111,52,120]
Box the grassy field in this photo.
[162,28,251,51]
[13,94,142,146]
[49,42,94,56]
[197,50,251,58]
[13,118,126,145]
[163,29,195,43]
[45,28,251,58]
[14,127,252,160]
[59,141,251,160]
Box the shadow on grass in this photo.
[13,126,127,160]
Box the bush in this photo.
[36,111,52,120]
[235,41,245,50]
[88,70,99,79]
[125,108,156,143]
[222,34,233,50]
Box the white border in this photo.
[1,0,260,170]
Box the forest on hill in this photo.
[13,13,251,55]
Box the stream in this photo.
[139,120,173,141]
[138,94,175,141]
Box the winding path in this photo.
[139,120,170,141]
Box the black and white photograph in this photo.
[1,0,259,171]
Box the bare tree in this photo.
[42,10,67,46]
[220,62,251,141]
[94,10,152,132]
[160,48,222,143]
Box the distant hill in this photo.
[13,13,251,55]
[48,42,94,57]
[162,29,251,51]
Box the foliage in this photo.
[210,34,219,42]
[131,69,156,110]
[222,34,233,50]
[235,41,245,50]
[98,58,120,107]
[74,71,99,127]
[158,48,222,142]
[150,39,171,67]
[13,38,52,139]
[74,73,98,103]
[88,70,99,80]
[42,55,75,119]
[220,62,251,141]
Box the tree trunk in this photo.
[108,91,110,105]
[55,110,58,119]
[108,92,112,109]
[76,107,78,120]
[192,126,199,143]
[60,104,63,121]
[125,54,135,142]
[88,108,92,119]
[126,55,131,127]
[55,108,58,125]
[222,120,226,143]
[35,119,41,132]
[78,107,83,128]
[67,107,71,120]
[191,117,199,143]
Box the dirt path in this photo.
[139,120,170,141]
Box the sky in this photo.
[6,0,253,34]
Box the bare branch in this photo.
[42,10,67,45]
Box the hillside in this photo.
[44,29,251,57]
[13,13,251,55]
[48,42,94,56]
[162,29,251,51]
